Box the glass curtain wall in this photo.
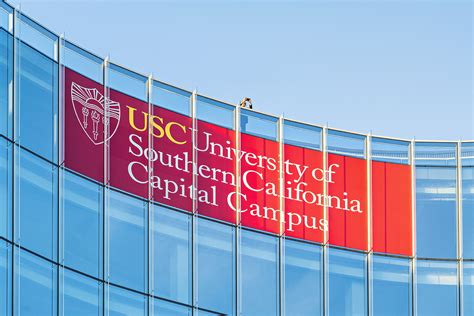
[0,2,471,316]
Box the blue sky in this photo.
[8,0,473,140]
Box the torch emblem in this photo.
[71,82,120,145]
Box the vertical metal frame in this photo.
[56,33,64,316]
[10,6,17,316]
[234,104,241,316]
[278,115,284,316]
[457,141,463,316]
[322,125,328,316]
[410,139,417,316]
[190,89,197,316]
[146,73,153,315]
[366,133,372,316]
[102,56,110,316]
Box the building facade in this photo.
[0,2,473,315]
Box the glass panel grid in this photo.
[327,129,366,158]
[415,142,457,167]
[371,137,410,164]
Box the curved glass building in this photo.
[0,2,472,315]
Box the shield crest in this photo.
[71,82,121,145]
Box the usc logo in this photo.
[127,106,187,145]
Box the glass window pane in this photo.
[464,261,474,315]
[0,3,12,32]
[196,218,235,315]
[327,130,366,158]
[0,29,12,139]
[196,95,234,129]
[0,240,11,316]
[63,41,103,83]
[283,120,321,150]
[371,137,410,164]
[108,190,147,292]
[328,248,367,316]
[153,205,191,304]
[372,255,411,316]
[152,80,191,116]
[62,268,102,316]
[416,260,457,316]
[240,229,279,316]
[62,171,102,278]
[415,142,457,167]
[240,109,278,140]
[108,63,147,102]
[463,167,474,258]
[16,41,58,161]
[107,285,146,316]
[415,166,457,258]
[0,139,12,240]
[461,142,474,167]
[15,148,57,260]
[284,239,322,316]
[16,14,57,60]
[16,250,57,316]
[462,143,474,258]
[153,299,191,316]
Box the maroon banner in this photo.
[64,68,106,183]
[196,120,236,223]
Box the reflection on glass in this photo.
[0,3,11,31]
[284,239,322,316]
[108,190,147,292]
[63,41,103,83]
[16,41,58,161]
[415,142,457,167]
[196,218,235,315]
[416,260,457,316]
[153,205,191,304]
[240,109,278,140]
[371,137,410,164]
[62,268,102,315]
[328,248,367,316]
[283,120,322,150]
[196,95,234,129]
[464,261,474,316]
[0,28,12,139]
[416,166,457,258]
[0,240,11,316]
[240,229,279,316]
[152,81,191,116]
[16,250,57,316]
[327,130,365,158]
[16,14,57,60]
[153,299,192,316]
[0,139,11,240]
[462,143,474,258]
[62,171,102,278]
[16,148,57,260]
[108,63,147,102]
[372,255,411,316]
[108,285,146,316]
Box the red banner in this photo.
[64,67,414,254]
[283,144,325,243]
[372,161,413,256]
[327,154,368,250]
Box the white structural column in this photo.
[457,141,463,316]
[410,139,417,316]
